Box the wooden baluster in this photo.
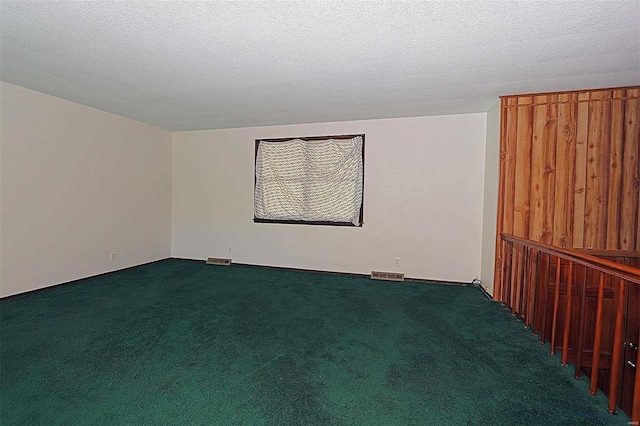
[519,246,529,322]
[561,262,574,366]
[516,245,525,321]
[509,244,516,311]
[589,272,606,396]
[510,244,516,311]
[633,328,640,423]
[524,247,533,326]
[514,244,522,317]
[540,254,551,345]
[505,240,511,307]
[505,242,513,310]
[550,257,562,356]
[500,239,508,305]
[516,244,523,315]
[529,250,540,334]
[607,278,627,414]
[511,244,520,315]
[574,265,588,379]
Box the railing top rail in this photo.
[501,234,640,285]
[575,249,640,259]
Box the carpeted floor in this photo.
[0,259,629,425]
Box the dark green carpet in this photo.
[0,259,628,425]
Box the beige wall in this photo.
[1,81,493,294]
[172,114,487,282]
[0,85,3,293]
[0,82,172,297]
[480,100,501,295]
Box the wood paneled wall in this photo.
[494,87,640,297]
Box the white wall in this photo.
[0,82,172,297]
[480,100,501,295]
[172,114,487,282]
[0,84,3,293]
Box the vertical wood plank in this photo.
[530,96,546,243]
[514,97,533,238]
[530,95,558,244]
[494,100,507,300]
[606,90,625,249]
[543,96,559,246]
[504,99,519,238]
[620,89,639,250]
[585,90,612,248]
[554,93,577,247]
[494,97,517,299]
[573,92,590,248]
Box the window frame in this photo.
[253,134,365,227]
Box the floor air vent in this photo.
[371,271,404,281]
[206,257,232,266]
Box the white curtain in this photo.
[254,136,363,225]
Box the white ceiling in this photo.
[1,1,639,131]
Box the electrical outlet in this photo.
[109,251,116,262]
[228,247,233,255]
[394,257,401,267]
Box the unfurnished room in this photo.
[0,1,639,424]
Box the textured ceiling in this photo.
[1,1,639,131]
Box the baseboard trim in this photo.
[0,257,171,301]
[226,260,471,287]
[3,257,476,301]
[475,283,493,299]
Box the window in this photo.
[254,134,364,226]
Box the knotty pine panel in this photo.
[622,89,639,250]
[494,87,640,298]
[554,93,577,248]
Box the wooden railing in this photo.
[499,234,640,421]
